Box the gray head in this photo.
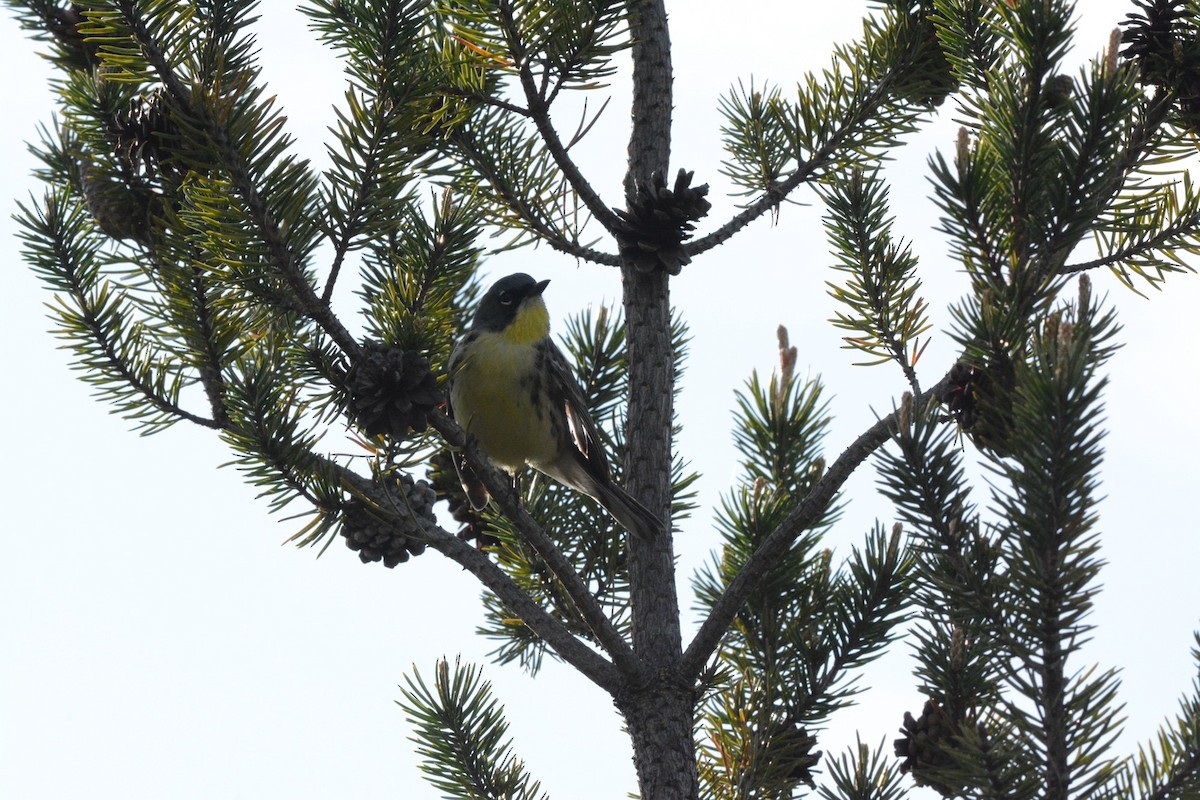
[472,273,551,332]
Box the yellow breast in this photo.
[450,330,558,471]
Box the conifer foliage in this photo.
[7,0,1200,798]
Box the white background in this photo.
[2,1,1198,797]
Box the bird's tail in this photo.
[541,454,665,540]
[594,480,664,541]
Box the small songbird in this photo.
[448,273,662,540]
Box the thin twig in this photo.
[451,131,621,264]
[496,0,623,233]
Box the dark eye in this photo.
[498,291,513,305]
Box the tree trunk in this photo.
[621,2,697,798]
[617,673,699,800]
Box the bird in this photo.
[447,273,663,540]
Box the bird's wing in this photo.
[543,340,612,481]
[446,332,474,376]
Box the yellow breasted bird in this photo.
[448,273,662,540]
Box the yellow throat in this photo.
[503,296,550,344]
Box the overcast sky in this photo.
[3,2,1198,798]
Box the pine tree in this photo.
[6,1,1200,798]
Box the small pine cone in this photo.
[78,158,156,243]
[612,168,711,275]
[45,4,100,71]
[1042,74,1075,111]
[1121,1,1200,126]
[342,343,441,439]
[937,355,1015,456]
[893,700,963,797]
[427,450,498,549]
[896,7,957,108]
[111,89,177,174]
[340,475,436,568]
[763,719,822,788]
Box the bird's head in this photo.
[473,273,551,344]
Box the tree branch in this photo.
[1059,219,1200,276]
[320,102,388,305]
[114,0,361,359]
[685,171,815,257]
[1038,86,1174,279]
[497,0,623,233]
[681,371,955,679]
[185,262,233,429]
[685,13,939,261]
[449,130,622,265]
[313,454,624,691]
[425,522,624,693]
[430,409,640,678]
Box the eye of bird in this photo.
[498,292,513,305]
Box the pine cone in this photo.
[340,474,436,568]
[45,4,100,71]
[612,168,711,275]
[763,719,822,788]
[1042,74,1076,111]
[938,355,1015,456]
[341,343,441,439]
[896,6,957,108]
[110,89,177,175]
[78,158,157,243]
[1122,0,1191,65]
[894,700,963,797]
[427,450,498,549]
[1121,1,1200,125]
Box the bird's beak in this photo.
[534,279,550,296]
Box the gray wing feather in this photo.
[543,341,611,481]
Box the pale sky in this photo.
[3,2,1199,798]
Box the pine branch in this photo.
[110,0,361,358]
[16,190,219,432]
[811,527,910,702]
[822,168,930,391]
[356,191,484,358]
[688,7,944,259]
[306,0,459,303]
[685,143,821,258]
[221,379,623,687]
[817,738,907,800]
[398,658,551,800]
[1038,71,1174,279]
[425,529,623,693]
[929,129,1008,286]
[1063,203,1200,277]
[182,262,233,429]
[496,0,622,233]
[683,370,955,680]
[429,408,639,678]
[447,124,621,264]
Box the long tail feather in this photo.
[595,481,663,540]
